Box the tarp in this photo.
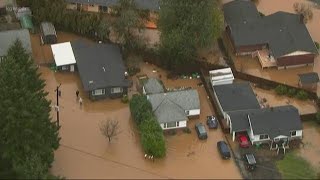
[20,15,33,30]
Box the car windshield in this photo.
[198,125,206,133]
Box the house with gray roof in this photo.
[71,40,130,100]
[147,89,200,130]
[142,78,164,95]
[224,0,318,69]
[298,72,319,90]
[226,105,302,145]
[0,29,32,62]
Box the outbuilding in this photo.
[40,22,57,44]
[298,72,319,90]
[51,42,76,72]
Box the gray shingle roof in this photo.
[298,72,319,84]
[224,1,318,58]
[213,82,261,112]
[40,22,56,36]
[0,29,32,56]
[71,40,129,91]
[143,78,164,94]
[65,0,160,11]
[148,89,200,123]
[248,105,302,139]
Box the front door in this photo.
[70,65,74,72]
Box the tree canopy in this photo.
[0,40,60,179]
[158,0,224,70]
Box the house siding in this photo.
[276,54,315,67]
[160,120,187,130]
[88,87,128,100]
[187,109,200,116]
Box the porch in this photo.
[252,49,277,69]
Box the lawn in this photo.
[276,152,318,179]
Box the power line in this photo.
[59,144,171,179]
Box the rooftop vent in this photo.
[89,80,93,84]
[102,67,106,72]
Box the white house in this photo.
[51,42,76,72]
[147,89,200,130]
[209,67,234,87]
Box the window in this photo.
[92,89,105,96]
[259,134,269,140]
[111,87,123,94]
[61,66,68,70]
[167,122,176,128]
[163,123,167,128]
[176,121,179,127]
[290,131,297,137]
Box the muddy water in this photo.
[41,61,241,178]
[299,122,320,169]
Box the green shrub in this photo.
[182,127,191,134]
[129,95,152,125]
[296,90,309,100]
[315,41,320,50]
[166,129,177,136]
[316,112,320,124]
[121,95,129,103]
[139,117,162,133]
[141,131,166,158]
[275,85,288,95]
[288,88,296,97]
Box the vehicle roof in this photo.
[245,154,256,164]
[218,141,230,153]
[196,123,207,134]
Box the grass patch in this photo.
[276,152,317,179]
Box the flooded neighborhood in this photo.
[1,0,320,179]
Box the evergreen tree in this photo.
[0,40,60,178]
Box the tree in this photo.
[0,40,60,178]
[275,85,288,95]
[100,119,121,142]
[158,0,224,70]
[293,2,313,23]
[295,90,309,100]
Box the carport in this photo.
[51,42,76,72]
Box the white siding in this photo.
[187,109,200,116]
[160,120,187,130]
[211,80,234,86]
[295,130,303,137]
[87,4,99,12]
[209,68,234,86]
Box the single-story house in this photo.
[147,89,200,130]
[212,82,261,119]
[209,67,235,87]
[65,0,160,13]
[0,29,32,62]
[226,105,303,145]
[51,42,76,72]
[40,22,57,44]
[73,40,130,100]
[223,0,318,69]
[298,72,319,90]
[142,78,165,95]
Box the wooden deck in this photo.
[253,49,277,69]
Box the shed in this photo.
[20,15,34,33]
[51,42,76,72]
[40,22,57,44]
[298,72,319,90]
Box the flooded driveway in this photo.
[40,61,241,178]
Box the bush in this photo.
[296,90,309,100]
[316,112,320,124]
[315,41,320,50]
[288,88,296,97]
[127,67,141,76]
[275,85,288,95]
[129,95,152,125]
[141,131,166,158]
[166,129,177,136]
[182,127,191,134]
[121,95,129,103]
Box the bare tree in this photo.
[100,119,121,142]
[293,2,313,23]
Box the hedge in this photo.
[129,95,166,158]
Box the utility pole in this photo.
[55,83,61,126]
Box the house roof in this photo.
[40,22,56,36]
[72,40,129,91]
[143,78,164,94]
[51,42,76,66]
[224,1,318,58]
[148,89,200,123]
[65,0,160,11]
[0,29,32,56]
[227,109,259,132]
[298,72,320,85]
[213,82,261,112]
[248,105,302,138]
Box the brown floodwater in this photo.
[39,60,241,178]
[299,121,320,169]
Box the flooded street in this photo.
[40,61,241,178]
[299,121,320,169]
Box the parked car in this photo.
[217,141,231,159]
[243,153,256,171]
[237,134,250,148]
[206,115,218,129]
[195,123,208,140]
